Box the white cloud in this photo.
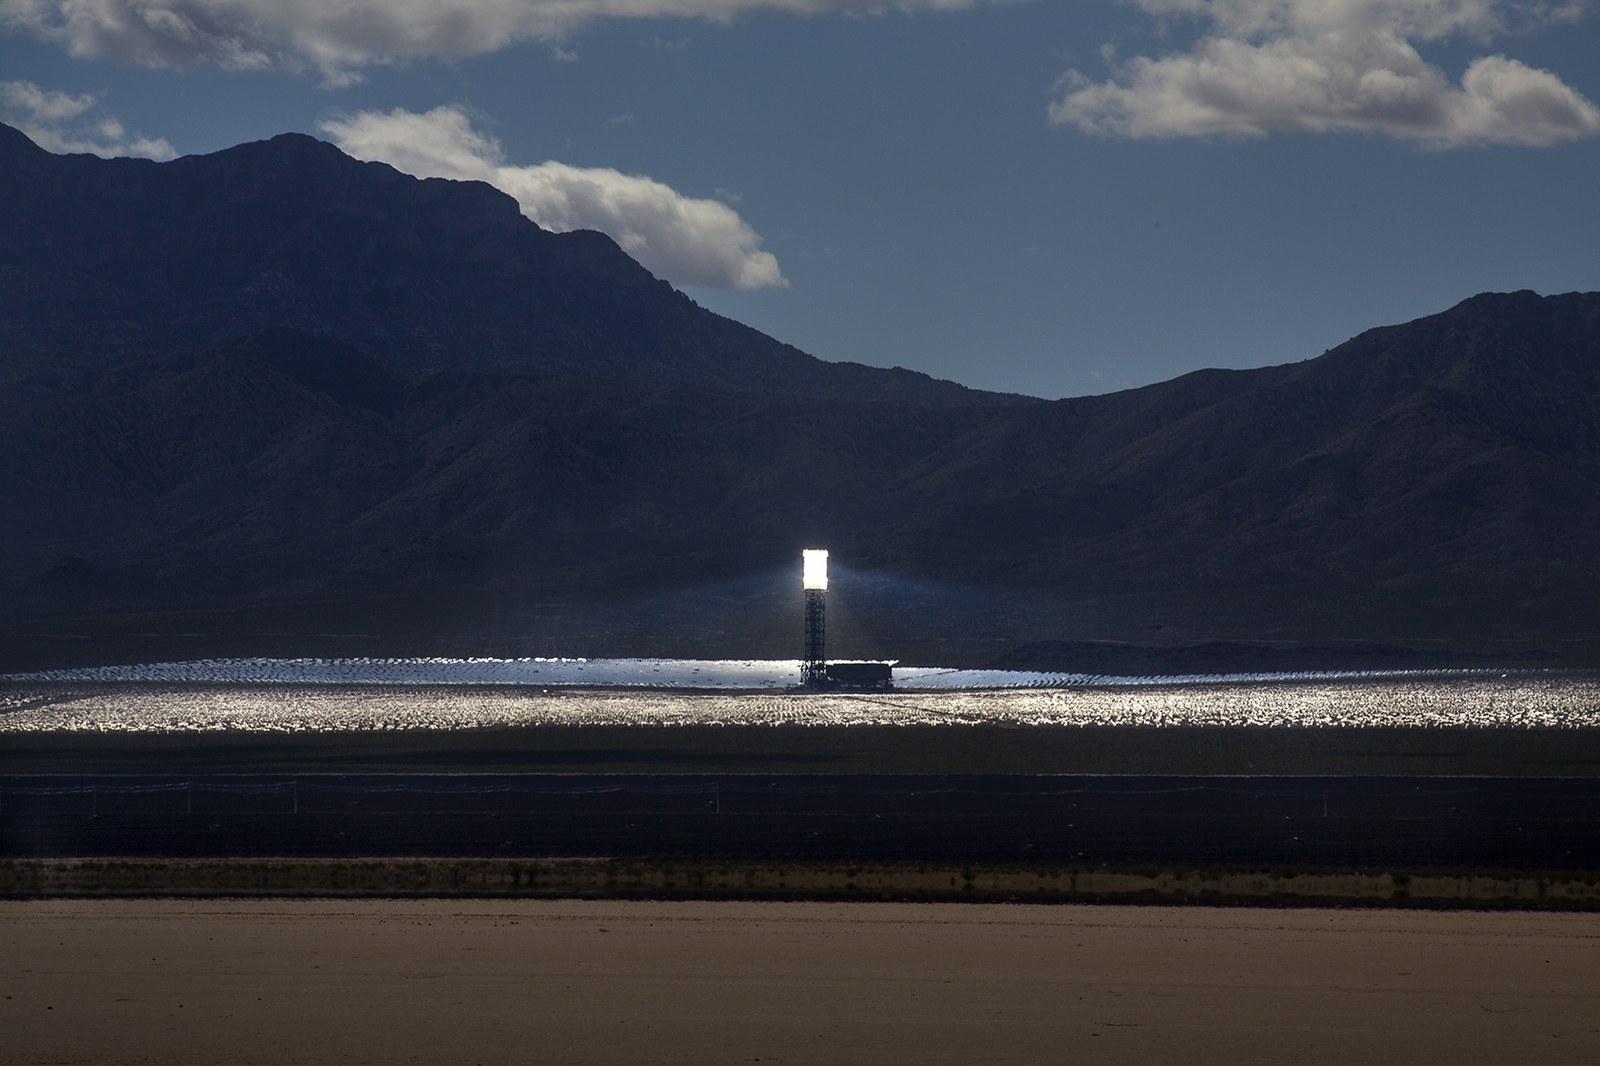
[1,80,176,158]
[321,105,785,290]
[1050,0,1600,147]
[1,0,985,85]
[1,79,95,121]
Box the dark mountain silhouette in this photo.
[1,124,1596,669]
[3,291,1595,669]
[888,288,1600,592]
[0,122,1028,407]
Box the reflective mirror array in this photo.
[2,660,1596,731]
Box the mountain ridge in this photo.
[0,122,1033,407]
[3,290,1596,668]
[1,123,1596,667]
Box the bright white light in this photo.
[802,549,828,590]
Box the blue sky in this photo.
[3,0,1597,399]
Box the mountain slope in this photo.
[0,123,1028,407]
[2,292,1596,668]
[2,123,1596,662]
[978,290,1594,585]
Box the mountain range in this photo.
[2,123,1597,670]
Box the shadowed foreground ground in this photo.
[4,899,1598,1066]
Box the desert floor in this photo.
[4,899,1598,1065]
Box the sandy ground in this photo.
[4,900,1598,1066]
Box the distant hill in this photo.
[885,289,1600,597]
[1,123,1596,668]
[0,122,1029,407]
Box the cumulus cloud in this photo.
[1049,0,1600,147]
[2,0,983,85]
[321,105,785,290]
[2,80,176,157]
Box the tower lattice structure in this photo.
[802,587,827,687]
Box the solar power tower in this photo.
[801,549,828,688]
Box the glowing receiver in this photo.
[802,549,829,591]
